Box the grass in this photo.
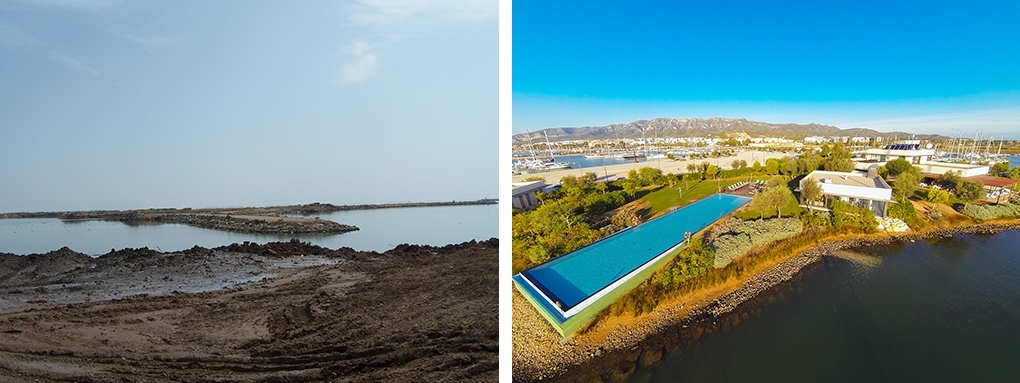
[642,175,773,215]
[734,192,804,220]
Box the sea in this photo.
[637,230,1020,383]
[0,204,497,256]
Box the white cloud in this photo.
[118,33,174,46]
[0,24,42,47]
[49,50,99,77]
[348,0,495,27]
[337,41,378,84]
[10,0,122,10]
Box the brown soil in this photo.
[0,238,498,382]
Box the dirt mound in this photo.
[0,239,498,382]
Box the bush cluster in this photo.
[958,202,1020,221]
[711,218,803,268]
[888,202,921,228]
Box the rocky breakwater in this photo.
[129,213,359,235]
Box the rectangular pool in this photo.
[513,193,750,333]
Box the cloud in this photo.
[0,24,42,47]
[9,0,122,10]
[337,41,378,84]
[348,0,495,27]
[117,33,175,46]
[49,50,99,76]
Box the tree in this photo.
[686,163,697,173]
[667,153,676,161]
[1010,167,1020,180]
[731,159,741,170]
[621,179,637,199]
[885,158,913,176]
[765,176,786,188]
[751,185,792,220]
[765,158,779,175]
[938,171,963,192]
[706,165,719,179]
[779,156,795,176]
[892,166,921,202]
[800,177,824,213]
[926,188,950,205]
[956,179,986,202]
[637,167,663,186]
[752,160,762,173]
[991,161,1011,177]
[739,159,748,169]
[824,158,856,172]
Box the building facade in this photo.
[800,170,893,218]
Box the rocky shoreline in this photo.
[126,213,358,235]
[513,220,1020,383]
[0,199,496,235]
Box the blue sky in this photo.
[513,1,1020,138]
[1,0,496,212]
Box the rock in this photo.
[638,347,662,367]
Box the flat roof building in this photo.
[512,181,546,210]
[800,170,892,217]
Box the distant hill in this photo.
[513,118,948,143]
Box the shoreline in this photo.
[512,220,1020,382]
[0,199,496,235]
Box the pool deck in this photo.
[513,193,751,336]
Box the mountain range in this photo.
[513,118,948,143]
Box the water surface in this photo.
[642,230,1020,383]
[0,204,496,255]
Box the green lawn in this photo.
[734,196,804,220]
[642,175,776,215]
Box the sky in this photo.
[0,0,496,212]
[512,0,1020,139]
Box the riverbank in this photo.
[0,238,498,382]
[512,219,1020,382]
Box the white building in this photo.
[512,181,546,210]
[857,142,989,178]
[862,143,935,164]
[800,170,893,217]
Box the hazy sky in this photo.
[513,1,1020,139]
[1,0,496,212]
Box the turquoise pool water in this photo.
[519,194,750,313]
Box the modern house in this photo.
[511,181,546,210]
[800,170,892,217]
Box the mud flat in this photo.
[0,238,498,382]
[513,221,1020,383]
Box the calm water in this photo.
[642,230,1020,383]
[0,204,496,255]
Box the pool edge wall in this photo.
[513,238,690,337]
[513,194,751,338]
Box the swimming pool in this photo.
[514,193,750,335]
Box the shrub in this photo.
[888,202,921,228]
[711,218,803,268]
[958,202,1020,220]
